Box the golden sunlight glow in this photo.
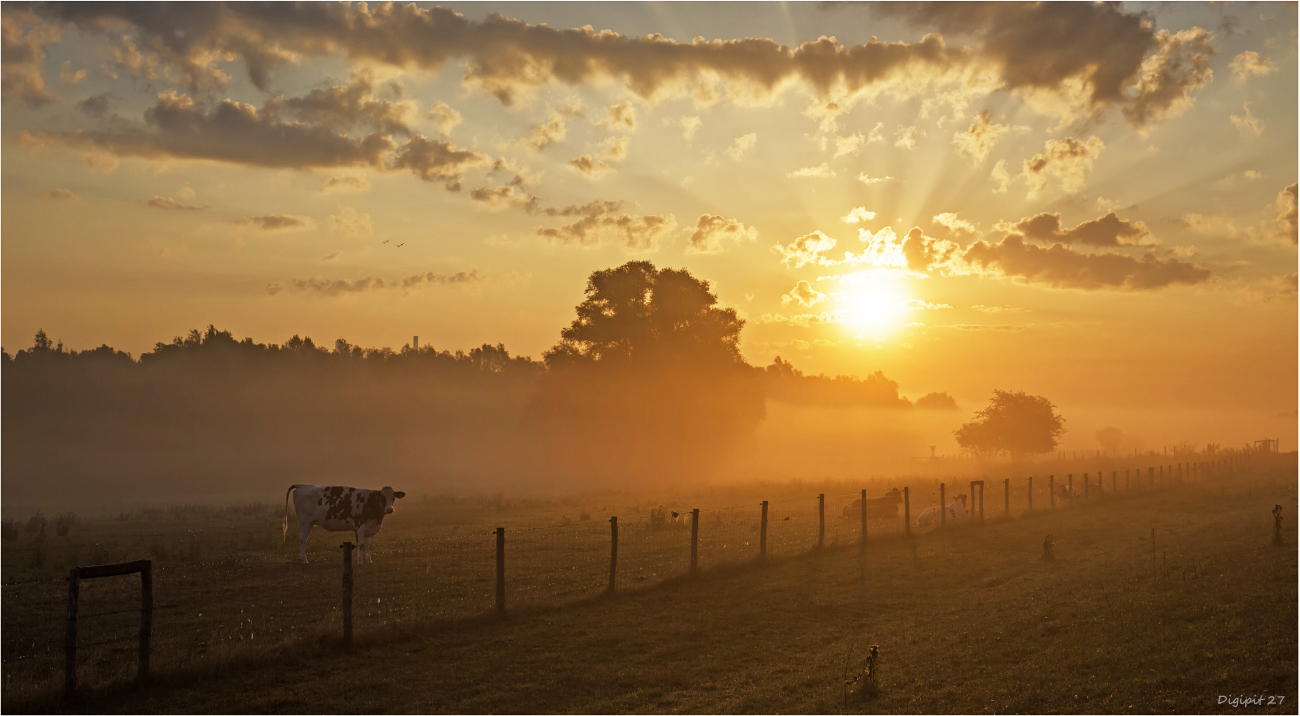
[835,274,911,338]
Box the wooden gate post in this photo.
[494,528,505,618]
[1028,477,1033,512]
[903,488,911,537]
[1048,475,1055,511]
[818,494,825,549]
[859,489,867,550]
[689,509,699,576]
[1004,479,1010,518]
[759,501,768,559]
[139,561,152,680]
[65,567,79,699]
[940,483,947,527]
[608,516,618,595]
[341,542,354,649]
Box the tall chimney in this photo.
[413,335,419,350]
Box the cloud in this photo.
[940,323,1023,332]
[599,101,636,130]
[426,102,462,136]
[1,12,59,107]
[1229,51,1275,83]
[1230,102,1264,136]
[328,207,372,236]
[1276,183,1297,244]
[842,207,876,224]
[239,214,311,231]
[990,159,1010,193]
[536,201,675,250]
[963,235,1211,290]
[278,276,388,296]
[1000,211,1151,247]
[932,212,978,237]
[76,92,110,118]
[686,214,757,254]
[677,115,701,141]
[280,73,419,136]
[58,60,84,86]
[781,280,827,308]
[1021,136,1104,197]
[568,154,611,176]
[727,133,757,160]
[772,230,837,268]
[787,162,835,178]
[759,311,838,328]
[833,133,865,158]
[147,195,204,210]
[847,226,963,275]
[320,174,371,194]
[971,305,1027,314]
[390,135,490,188]
[524,111,566,152]
[894,125,921,150]
[952,110,1007,164]
[878,4,1215,130]
[857,172,895,185]
[22,90,400,171]
[902,299,951,310]
[401,268,484,288]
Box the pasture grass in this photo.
[4,459,1296,714]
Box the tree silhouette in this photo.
[1095,426,1124,451]
[954,390,1065,459]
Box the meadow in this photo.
[1,452,1294,713]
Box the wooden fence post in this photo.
[65,567,79,699]
[689,509,699,575]
[341,542,354,649]
[903,488,911,537]
[1027,477,1033,512]
[818,494,825,549]
[1004,478,1010,517]
[608,516,618,595]
[1048,475,1055,511]
[1125,469,1130,492]
[1112,471,1117,495]
[1084,473,1090,500]
[1148,467,1154,489]
[979,482,985,521]
[940,483,947,526]
[1068,474,1073,499]
[139,560,152,680]
[859,489,867,550]
[760,501,768,560]
[494,528,505,618]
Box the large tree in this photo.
[954,390,1065,459]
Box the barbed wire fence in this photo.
[0,454,1272,701]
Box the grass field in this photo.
[3,455,1295,713]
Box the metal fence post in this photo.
[494,528,505,617]
[65,567,79,698]
[341,542,354,648]
[139,561,152,680]
[689,509,699,575]
[759,501,768,560]
[817,494,825,549]
[608,516,618,595]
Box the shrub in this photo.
[54,512,79,537]
[1,519,18,541]
[25,511,46,538]
[649,505,669,531]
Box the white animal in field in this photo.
[915,494,968,531]
[283,484,405,564]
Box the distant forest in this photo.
[2,262,956,501]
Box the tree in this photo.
[954,390,1065,459]
[1095,426,1124,452]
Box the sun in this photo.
[836,274,911,338]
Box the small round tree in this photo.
[954,390,1065,459]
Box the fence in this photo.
[0,453,1266,700]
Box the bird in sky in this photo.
[396,243,405,248]
[382,239,390,244]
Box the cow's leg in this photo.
[354,531,363,564]
[298,523,312,563]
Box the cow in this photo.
[915,494,968,531]
[842,488,903,519]
[1053,484,1084,506]
[671,511,693,527]
[283,484,405,564]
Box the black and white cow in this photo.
[283,484,406,564]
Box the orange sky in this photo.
[2,2,1296,449]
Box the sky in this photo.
[2,2,1297,447]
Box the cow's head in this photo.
[380,486,406,515]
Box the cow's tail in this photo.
[283,485,301,542]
